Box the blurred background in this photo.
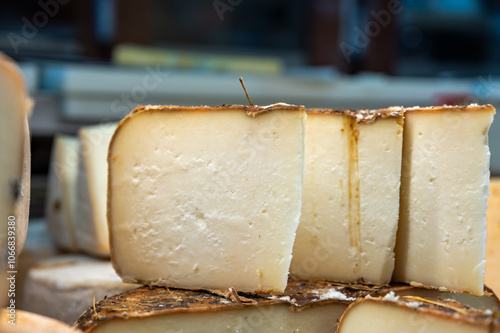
[1,0,500,217]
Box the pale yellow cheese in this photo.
[75,123,117,257]
[45,135,80,251]
[291,108,403,284]
[337,296,498,333]
[0,309,82,333]
[394,105,495,295]
[109,104,304,292]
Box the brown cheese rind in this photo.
[75,280,400,332]
[306,107,404,124]
[404,104,496,114]
[338,295,500,331]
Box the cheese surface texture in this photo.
[109,104,304,292]
[46,135,80,251]
[394,105,495,295]
[291,108,403,284]
[337,296,499,333]
[75,123,117,257]
[22,254,138,325]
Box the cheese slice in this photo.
[0,309,82,333]
[108,104,305,292]
[0,53,33,306]
[75,280,397,333]
[486,178,500,298]
[337,294,500,333]
[291,108,404,284]
[75,123,117,257]
[394,104,495,295]
[46,135,80,251]
[21,254,138,325]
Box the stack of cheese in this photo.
[45,123,117,256]
[70,103,500,332]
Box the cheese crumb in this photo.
[383,291,399,302]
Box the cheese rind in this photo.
[109,104,304,292]
[75,280,398,333]
[337,295,500,333]
[0,54,32,255]
[394,104,495,296]
[291,108,403,284]
[46,135,80,251]
[75,123,117,257]
[0,54,32,307]
[21,254,138,325]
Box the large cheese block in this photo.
[337,293,500,333]
[486,178,500,298]
[0,53,33,306]
[394,104,495,295]
[75,123,117,257]
[75,280,398,333]
[108,104,305,292]
[22,254,138,325]
[291,107,404,284]
[0,309,82,333]
[46,135,80,251]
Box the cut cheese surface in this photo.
[291,108,403,284]
[22,254,138,325]
[337,294,500,333]
[486,178,500,298]
[109,104,304,292]
[394,104,495,295]
[75,280,398,333]
[46,135,80,251]
[0,309,82,333]
[75,123,117,257]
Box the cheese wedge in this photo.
[75,280,397,333]
[0,54,33,306]
[291,108,404,284]
[75,123,117,257]
[21,254,138,325]
[337,294,500,333]
[46,135,80,251]
[394,104,495,295]
[390,285,500,312]
[486,178,500,298]
[0,309,82,333]
[108,104,304,292]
